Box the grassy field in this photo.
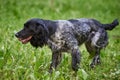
[0,0,120,80]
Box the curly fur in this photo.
[15,18,119,72]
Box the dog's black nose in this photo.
[15,33,19,37]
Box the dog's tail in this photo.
[102,19,119,30]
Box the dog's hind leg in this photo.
[90,48,101,68]
[49,52,62,73]
[85,41,101,68]
[85,29,108,68]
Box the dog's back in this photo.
[53,18,119,46]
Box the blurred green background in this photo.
[0,0,120,80]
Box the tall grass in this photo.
[0,0,120,80]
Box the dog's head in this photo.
[15,18,49,47]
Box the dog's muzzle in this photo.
[15,33,32,44]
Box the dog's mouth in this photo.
[18,36,32,44]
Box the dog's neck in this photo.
[43,20,57,37]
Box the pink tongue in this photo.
[19,36,32,44]
[21,39,29,44]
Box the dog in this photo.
[15,18,119,72]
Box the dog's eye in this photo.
[36,22,40,26]
[25,25,29,28]
[24,24,29,28]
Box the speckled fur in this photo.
[15,18,119,72]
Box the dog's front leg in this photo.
[71,48,81,72]
[49,52,62,73]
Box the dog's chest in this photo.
[47,30,66,51]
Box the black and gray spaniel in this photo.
[15,18,119,72]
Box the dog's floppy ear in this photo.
[35,20,49,37]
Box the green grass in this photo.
[0,0,120,80]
